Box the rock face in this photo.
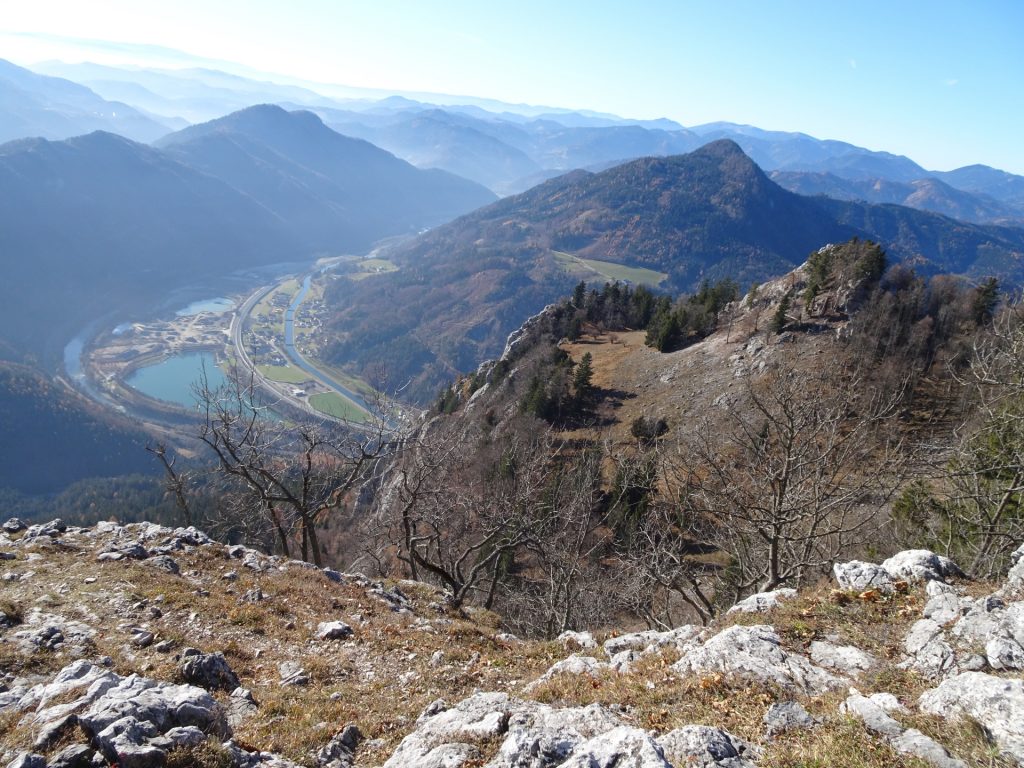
[672,625,844,693]
[919,672,1024,764]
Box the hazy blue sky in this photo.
[3,0,1022,172]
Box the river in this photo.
[283,274,375,414]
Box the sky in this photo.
[2,0,1022,173]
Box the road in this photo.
[228,282,344,423]
[230,277,389,428]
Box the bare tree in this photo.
[613,443,722,627]
[372,417,557,607]
[495,444,608,636]
[147,442,194,527]
[195,369,391,566]
[370,414,612,631]
[914,302,1024,576]
[686,368,907,599]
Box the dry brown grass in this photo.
[0,524,1012,768]
[165,738,235,768]
[759,716,933,768]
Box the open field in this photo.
[349,257,399,281]
[309,391,370,422]
[553,250,668,286]
[312,361,380,399]
[256,364,310,384]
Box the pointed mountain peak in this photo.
[692,137,750,159]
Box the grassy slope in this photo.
[0,523,1013,767]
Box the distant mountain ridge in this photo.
[12,59,1024,224]
[0,105,496,366]
[157,104,496,252]
[770,170,1023,226]
[0,58,175,144]
[319,140,1024,403]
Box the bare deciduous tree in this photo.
[910,302,1024,576]
[372,417,556,607]
[685,368,907,599]
[613,444,721,627]
[147,442,194,527]
[195,369,392,566]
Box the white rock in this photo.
[920,672,1024,764]
[672,625,844,693]
[727,588,797,614]
[763,701,816,737]
[556,631,597,650]
[603,625,700,658]
[842,691,965,768]
[923,584,969,624]
[951,595,1006,643]
[901,619,957,678]
[809,641,876,676]
[881,550,962,584]
[841,691,903,738]
[527,655,610,690]
[316,621,354,640]
[659,724,756,766]
[382,692,515,767]
[557,726,671,767]
[1007,559,1024,591]
[833,561,893,593]
[495,702,623,767]
[77,674,228,737]
[383,692,628,768]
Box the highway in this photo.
[229,277,386,428]
[228,282,344,422]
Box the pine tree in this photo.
[572,280,587,308]
[769,292,792,334]
[573,352,594,394]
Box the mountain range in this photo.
[0,58,178,144]
[320,140,1024,403]
[13,59,1024,226]
[0,104,495,366]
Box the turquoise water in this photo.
[126,351,227,408]
[176,297,235,316]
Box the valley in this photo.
[68,252,402,437]
[3,15,1024,768]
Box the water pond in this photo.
[175,297,235,317]
[126,351,226,408]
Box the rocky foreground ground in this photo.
[1,519,1023,767]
